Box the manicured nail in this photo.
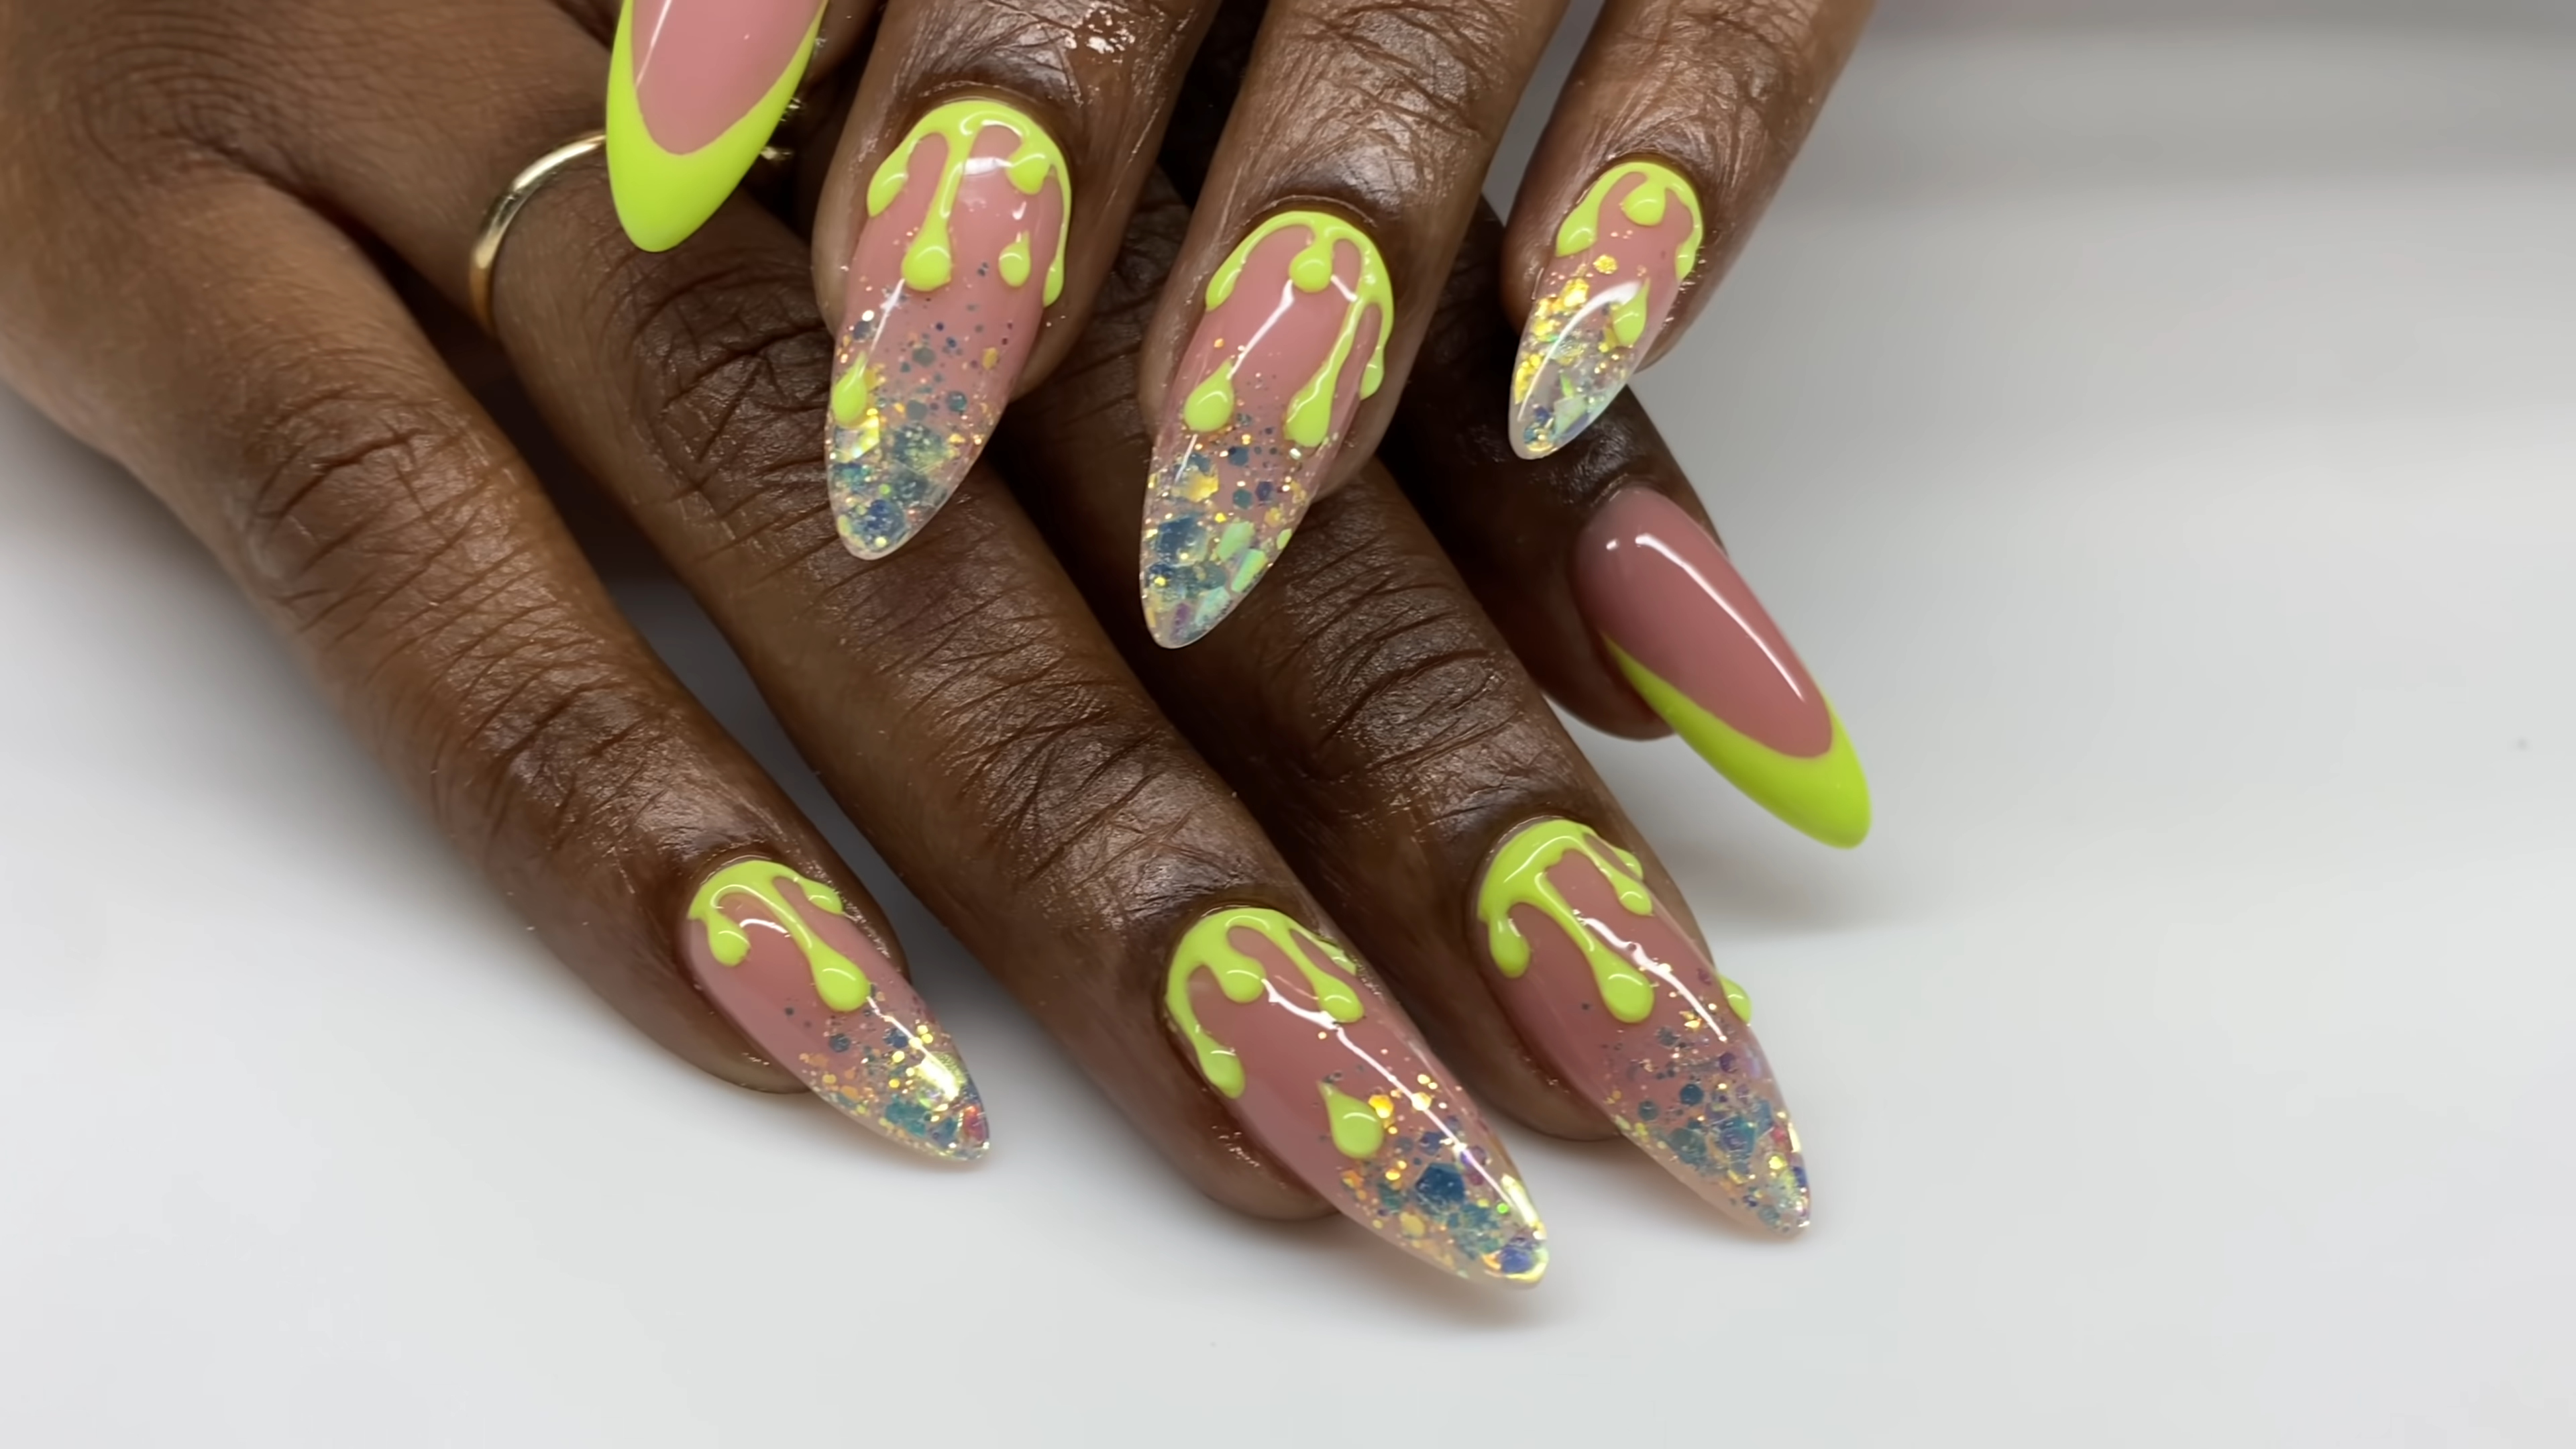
[1575,488,1870,847]
[1140,213,1391,648]
[1163,906,1546,1285]
[1476,818,1809,1233]
[682,859,987,1160]
[828,101,1069,559]
[606,0,825,252]
[1510,161,1703,459]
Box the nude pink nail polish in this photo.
[1575,488,1871,847]
[1475,818,1808,1232]
[627,0,823,155]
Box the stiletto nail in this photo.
[828,101,1069,559]
[1475,818,1809,1233]
[1575,488,1870,847]
[1509,161,1703,458]
[1140,213,1390,648]
[1163,907,1546,1285]
[606,0,826,252]
[682,859,987,1160]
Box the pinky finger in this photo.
[14,174,986,1160]
[1501,0,1871,456]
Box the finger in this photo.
[1501,0,1872,453]
[804,0,1210,557]
[1385,202,1872,849]
[311,13,1548,1282]
[1132,0,1567,647]
[1001,175,1813,1233]
[0,158,984,1158]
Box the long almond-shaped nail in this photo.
[1476,818,1809,1233]
[682,859,987,1159]
[1510,162,1703,459]
[606,0,824,252]
[1163,907,1546,1285]
[1575,488,1870,847]
[1140,213,1390,648]
[828,101,1069,559]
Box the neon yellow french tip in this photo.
[1611,645,1872,849]
[604,0,824,254]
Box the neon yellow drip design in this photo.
[1165,907,1366,1098]
[1182,211,1392,448]
[1477,818,1752,1024]
[1320,1082,1388,1159]
[1554,160,1704,281]
[687,860,873,1013]
[866,99,1070,304]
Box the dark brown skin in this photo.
[0,0,1856,1223]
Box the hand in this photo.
[0,0,1854,1281]
[602,0,1869,642]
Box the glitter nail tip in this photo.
[1476,819,1809,1234]
[1165,907,1548,1285]
[683,859,988,1161]
[1509,162,1703,460]
[1140,212,1391,649]
[828,102,1069,559]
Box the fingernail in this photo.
[1476,818,1809,1232]
[606,0,825,252]
[682,859,987,1160]
[1163,906,1546,1285]
[1141,213,1391,648]
[829,101,1069,559]
[1510,161,1703,458]
[1574,488,1870,847]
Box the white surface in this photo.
[5,8,2573,1446]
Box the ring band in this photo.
[468,130,607,334]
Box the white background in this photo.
[4,3,2571,1444]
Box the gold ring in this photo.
[468,130,607,335]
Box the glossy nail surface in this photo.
[1575,488,1870,847]
[1510,162,1703,458]
[1165,907,1545,1285]
[828,101,1069,558]
[1141,213,1389,647]
[606,0,824,252]
[1477,819,1809,1232]
[683,859,987,1159]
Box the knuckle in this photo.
[588,232,840,551]
[1271,0,1526,176]
[228,355,685,851]
[1664,0,1831,180]
[1258,501,1545,807]
[871,570,1232,913]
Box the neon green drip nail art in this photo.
[865,99,1070,305]
[1165,907,1366,1098]
[686,859,873,1012]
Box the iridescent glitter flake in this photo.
[1165,907,1546,1283]
[1508,161,1704,460]
[1140,213,1389,648]
[828,101,1068,559]
[1476,818,1809,1232]
[683,860,987,1161]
